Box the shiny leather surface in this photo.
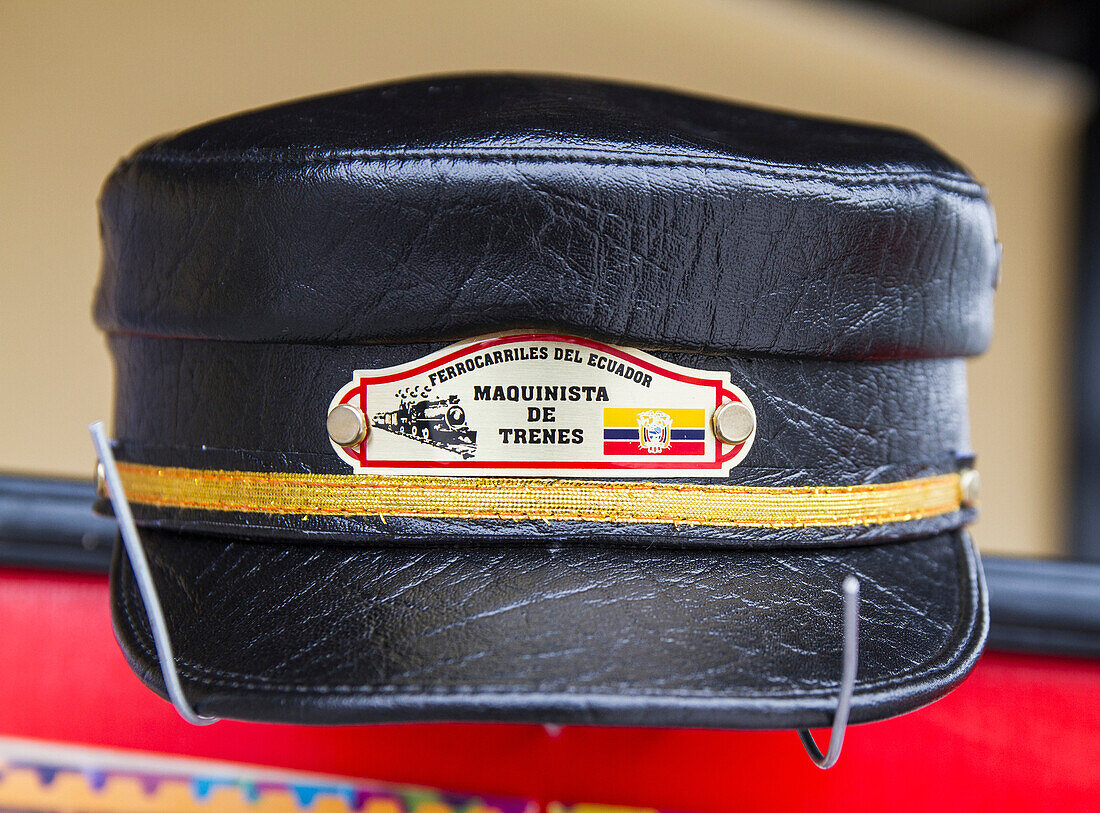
[96,75,997,728]
[112,529,986,727]
[106,334,975,546]
[94,75,997,360]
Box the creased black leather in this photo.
[108,336,971,474]
[104,334,974,545]
[95,74,997,729]
[94,75,997,360]
[112,529,986,728]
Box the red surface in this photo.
[1,565,1098,811]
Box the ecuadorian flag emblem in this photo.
[603,408,707,455]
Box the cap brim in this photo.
[110,529,987,729]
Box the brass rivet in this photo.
[712,401,756,445]
[327,403,368,447]
[959,469,981,508]
[94,462,107,498]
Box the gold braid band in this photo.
[110,462,965,529]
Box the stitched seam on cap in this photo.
[101,328,990,360]
[119,148,985,198]
[125,511,968,545]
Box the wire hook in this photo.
[90,418,859,743]
[798,575,860,769]
[89,421,219,726]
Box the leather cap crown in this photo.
[95,75,995,730]
[96,74,996,359]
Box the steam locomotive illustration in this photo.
[372,394,477,458]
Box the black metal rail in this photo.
[0,475,115,572]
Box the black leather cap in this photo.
[95,75,996,728]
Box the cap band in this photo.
[109,463,964,530]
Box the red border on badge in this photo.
[337,333,747,471]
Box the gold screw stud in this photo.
[959,469,981,508]
[712,401,756,445]
[94,462,107,498]
[327,403,369,447]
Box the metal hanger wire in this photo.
[89,421,219,726]
[798,575,860,769]
[92,420,859,749]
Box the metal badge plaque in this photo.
[328,332,755,477]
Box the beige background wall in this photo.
[1,0,1092,556]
